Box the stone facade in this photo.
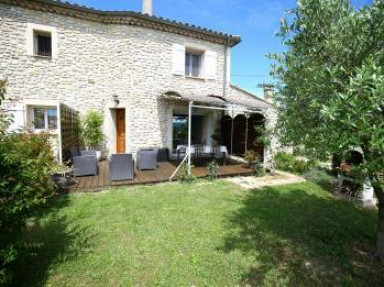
[0,2,277,161]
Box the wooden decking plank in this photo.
[110,179,123,186]
[98,161,106,187]
[86,175,99,189]
[156,162,175,180]
[140,170,157,183]
[103,161,111,187]
[77,176,90,189]
[133,167,145,184]
[69,160,253,192]
[193,167,207,178]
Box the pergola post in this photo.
[245,114,249,153]
[230,105,234,155]
[188,100,193,175]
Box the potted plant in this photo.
[81,110,104,161]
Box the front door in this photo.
[116,109,126,153]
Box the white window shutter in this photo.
[172,44,186,76]
[204,51,217,79]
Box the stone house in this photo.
[0,0,276,164]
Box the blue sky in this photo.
[70,0,372,96]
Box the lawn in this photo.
[16,180,383,286]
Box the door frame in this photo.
[115,108,126,154]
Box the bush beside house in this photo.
[274,152,318,175]
[0,80,58,285]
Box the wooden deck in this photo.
[67,161,253,192]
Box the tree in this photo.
[271,0,384,261]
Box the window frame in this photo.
[30,106,58,132]
[185,50,203,78]
[26,23,58,59]
[33,30,53,58]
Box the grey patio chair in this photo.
[73,154,98,177]
[156,148,169,162]
[137,149,158,170]
[109,153,134,181]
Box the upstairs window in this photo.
[31,107,57,130]
[34,31,52,57]
[172,44,217,79]
[185,52,202,78]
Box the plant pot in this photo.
[52,174,71,189]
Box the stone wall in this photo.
[0,3,227,156]
[0,3,279,162]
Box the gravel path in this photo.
[227,171,306,189]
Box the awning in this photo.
[161,91,273,111]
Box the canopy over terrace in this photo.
[160,91,273,176]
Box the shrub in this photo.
[207,160,219,180]
[0,81,58,285]
[303,168,338,190]
[252,162,266,177]
[81,110,104,149]
[244,150,260,166]
[275,152,318,175]
[178,163,196,183]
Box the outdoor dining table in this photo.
[176,145,228,155]
[176,145,228,165]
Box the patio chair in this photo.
[80,150,97,156]
[157,148,169,162]
[137,149,158,170]
[73,154,98,177]
[109,153,134,181]
[80,150,101,161]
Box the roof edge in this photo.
[0,0,242,47]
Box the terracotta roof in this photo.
[161,91,272,110]
[0,0,241,47]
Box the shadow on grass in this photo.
[13,196,94,287]
[220,183,383,287]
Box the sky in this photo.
[69,0,373,96]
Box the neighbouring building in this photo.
[0,0,277,164]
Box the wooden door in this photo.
[116,109,126,153]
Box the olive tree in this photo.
[271,0,384,261]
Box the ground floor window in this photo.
[172,114,188,152]
[30,107,57,131]
[172,113,206,152]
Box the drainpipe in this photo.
[230,105,234,155]
[223,42,231,98]
[245,115,248,153]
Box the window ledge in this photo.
[32,54,53,59]
[32,129,58,134]
[185,76,206,81]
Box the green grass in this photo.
[16,180,383,286]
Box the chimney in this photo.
[142,0,153,16]
[262,84,275,103]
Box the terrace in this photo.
[67,160,254,192]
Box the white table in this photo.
[176,145,228,155]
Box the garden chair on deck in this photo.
[109,153,134,181]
